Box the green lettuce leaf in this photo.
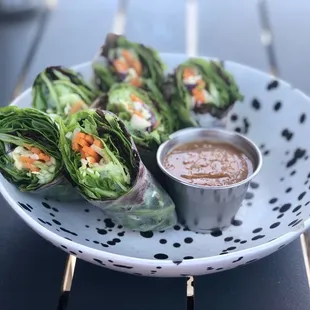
[58,108,177,231]
[0,106,63,192]
[58,109,139,200]
[32,66,100,116]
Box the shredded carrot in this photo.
[20,156,35,164]
[113,59,128,72]
[72,133,104,164]
[72,140,80,151]
[130,94,141,102]
[131,77,142,87]
[93,139,103,148]
[183,67,195,78]
[83,149,100,162]
[88,156,97,164]
[77,139,89,147]
[38,153,50,162]
[70,101,85,114]
[122,50,133,64]
[31,147,41,154]
[82,146,98,158]
[38,153,45,161]
[77,132,86,139]
[84,135,94,144]
[23,162,40,172]
[80,150,87,159]
[192,87,205,102]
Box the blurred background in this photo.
[1,0,310,104]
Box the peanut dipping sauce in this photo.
[163,140,253,186]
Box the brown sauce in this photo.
[163,140,253,186]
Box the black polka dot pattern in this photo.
[281,129,293,141]
[267,80,279,90]
[286,148,306,168]
[154,254,168,260]
[300,114,306,124]
[252,98,261,110]
[140,231,154,238]
[274,101,282,111]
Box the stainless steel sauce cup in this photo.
[157,128,262,233]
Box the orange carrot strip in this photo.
[130,94,141,102]
[131,77,142,87]
[192,88,205,102]
[113,59,128,72]
[20,156,35,164]
[70,101,85,114]
[122,50,133,64]
[78,139,89,147]
[72,140,80,151]
[31,147,41,154]
[77,132,86,139]
[183,67,195,78]
[88,156,97,164]
[23,162,39,172]
[83,146,99,158]
[80,150,86,159]
[93,139,103,148]
[38,153,46,161]
[43,155,50,162]
[84,135,94,144]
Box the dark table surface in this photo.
[1,1,310,310]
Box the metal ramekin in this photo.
[157,128,262,233]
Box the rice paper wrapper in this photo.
[189,105,233,128]
[31,175,82,202]
[136,145,167,186]
[88,160,177,232]
[58,108,177,231]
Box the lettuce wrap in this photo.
[164,59,244,128]
[0,106,64,192]
[91,83,171,180]
[32,66,100,117]
[58,109,177,231]
[92,33,165,92]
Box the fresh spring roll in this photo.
[58,109,177,231]
[0,106,63,192]
[32,66,100,117]
[91,83,170,181]
[92,33,165,92]
[164,59,244,128]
